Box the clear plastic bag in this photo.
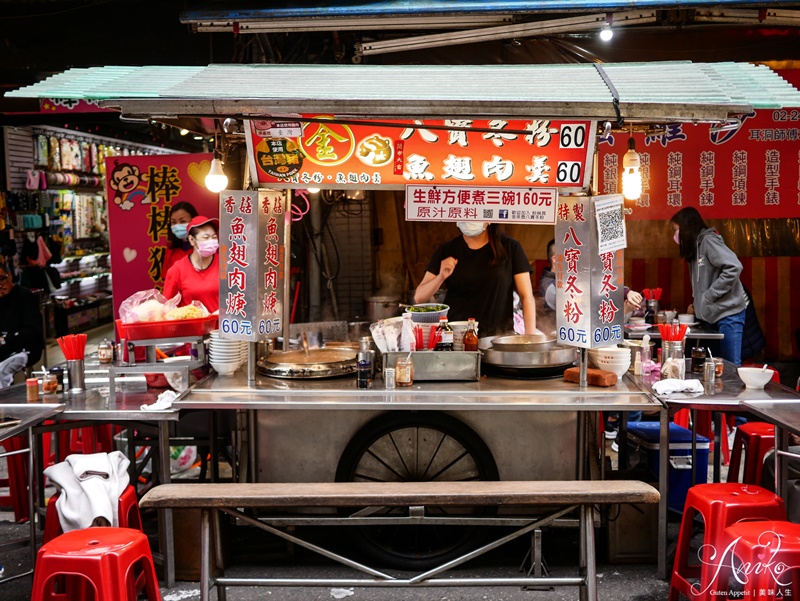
[119,289,181,323]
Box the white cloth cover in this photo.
[0,352,28,388]
[43,451,130,533]
[141,389,179,411]
[652,378,705,396]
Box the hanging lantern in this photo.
[621,137,642,202]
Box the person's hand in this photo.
[687,304,695,315]
[440,257,458,280]
[626,290,643,309]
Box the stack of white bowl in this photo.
[209,330,247,376]
[587,346,631,377]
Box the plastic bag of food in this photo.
[165,301,209,321]
[119,289,181,323]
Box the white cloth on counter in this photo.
[652,379,705,396]
[141,389,179,411]
[43,451,130,533]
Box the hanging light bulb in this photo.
[205,157,228,193]
[599,24,614,42]
[621,136,642,202]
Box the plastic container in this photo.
[626,422,709,512]
[116,315,218,341]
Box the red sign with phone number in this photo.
[246,117,596,189]
[597,108,800,221]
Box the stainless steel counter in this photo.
[177,370,660,412]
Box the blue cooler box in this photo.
[626,422,709,513]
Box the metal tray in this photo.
[382,351,481,381]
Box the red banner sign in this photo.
[246,117,596,189]
[105,153,218,319]
[598,109,800,220]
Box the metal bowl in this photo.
[489,334,555,352]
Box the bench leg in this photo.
[581,505,597,601]
[201,509,212,601]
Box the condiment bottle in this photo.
[435,317,454,351]
[26,377,39,402]
[691,346,706,374]
[703,358,716,383]
[396,355,414,387]
[356,337,374,390]
[98,338,114,364]
[463,318,479,352]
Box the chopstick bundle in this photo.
[56,334,88,360]
[657,323,688,342]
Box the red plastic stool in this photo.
[669,483,786,601]
[43,484,142,543]
[0,435,30,522]
[727,422,775,485]
[723,520,800,597]
[31,527,161,601]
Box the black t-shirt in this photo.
[0,285,44,366]
[426,234,532,336]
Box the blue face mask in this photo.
[171,224,189,240]
[457,221,487,237]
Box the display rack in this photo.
[107,334,207,393]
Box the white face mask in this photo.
[457,221,487,237]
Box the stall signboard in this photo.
[405,184,558,224]
[105,152,217,320]
[246,117,596,190]
[555,195,625,349]
[598,109,800,220]
[218,190,286,342]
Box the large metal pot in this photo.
[366,296,401,322]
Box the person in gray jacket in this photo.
[670,207,746,365]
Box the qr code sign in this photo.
[482,209,494,219]
[597,207,624,247]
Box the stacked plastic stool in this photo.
[723,520,800,598]
[727,422,775,485]
[31,527,161,601]
[669,483,786,601]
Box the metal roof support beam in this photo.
[190,14,515,33]
[693,8,800,25]
[355,10,657,56]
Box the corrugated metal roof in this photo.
[6,61,800,122]
[182,0,789,20]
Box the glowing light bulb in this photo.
[599,25,614,42]
[306,187,321,193]
[205,158,228,193]
[622,137,642,202]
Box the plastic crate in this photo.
[116,315,218,341]
[626,421,709,513]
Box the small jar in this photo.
[42,373,58,395]
[97,339,114,364]
[703,358,716,383]
[714,357,724,377]
[691,346,706,374]
[384,368,396,390]
[396,356,414,387]
[48,367,64,393]
[26,377,40,402]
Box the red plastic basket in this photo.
[116,315,218,341]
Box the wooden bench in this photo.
[141,480,660,601]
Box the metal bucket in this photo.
[366,296,401,322]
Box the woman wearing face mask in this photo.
[163,201,199,278]
[670,207,746,365]
[163,215,220,312]
[414,222,536,337]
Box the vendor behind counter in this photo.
[163,215,219,312]
[0,258,44,375]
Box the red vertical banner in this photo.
[105,152,217,319]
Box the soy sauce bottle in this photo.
[463,318,479,352]
[435,317,454,351]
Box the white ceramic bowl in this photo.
[664,310,677,322]
[628,317,646,325]
[737,367,774,389]
[596,361,630,378]
[678,313,694,323]
[211,361,239,376]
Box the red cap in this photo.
[187,215,219,233]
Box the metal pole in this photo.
[579,348,588,388]
[282,190,292,352]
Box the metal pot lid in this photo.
[488,334,556,352]
[257,348,357,379]
[480,344,577,368]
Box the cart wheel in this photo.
[335,411,499,571]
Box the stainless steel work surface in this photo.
[177,370,658,411]
[741,401,800,438]
[0,388,64,441]
[625,326,724,340]
[628,360,800,411]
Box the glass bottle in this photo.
[435,317,454,351]
[463,318,479,352]
[691,346,706,374]
[98,338,114,364]
[356,337,374,389]
[396,356,414,387]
